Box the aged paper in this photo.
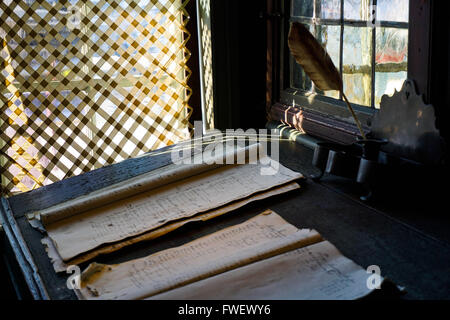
[36,143,244,226]
[150,240,375,300]
[76,211,323,300]
[42,182,300,272]
[47,158,302,261]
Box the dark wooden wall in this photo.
[429,1,450,155]
[210,0,268,130]
[409,0,450,155]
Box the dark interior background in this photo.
[210,0,268,130]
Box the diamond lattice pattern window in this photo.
[0,0,192,196]
[291,0,408,109]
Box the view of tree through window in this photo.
[291,0,408,109]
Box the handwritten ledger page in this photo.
[76,210,322,299]
[151,241,373,300]
[37,143,303,265]
[76,211,376,300]
[36,142,259,225]
[43,182,299,272]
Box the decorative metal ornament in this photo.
[370,79,445,165]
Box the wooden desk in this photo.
[2,140,450,299]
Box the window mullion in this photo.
[310,0,317,95]
[371,0,377,108]
[339,0,344,101]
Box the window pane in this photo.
[317,0,341,20]
[377,0,409,22]
[292,0,314,17]
[344,0,373,21]
[291,23,340,99]
[343,26,372,106]
[375,28,408,108]
[315,24,341,99]
[292,63,313,92]
[291,24,314,91]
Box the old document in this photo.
[35,142,259,225]
[45,155,302,261]
[76,211,323,300]
[151,240,374,300]
[43,182,300,272]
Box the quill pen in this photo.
[288,22,367,140]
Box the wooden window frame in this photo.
[268,0,443,145]
[289,1,408,110]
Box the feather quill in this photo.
[288,22,366,139]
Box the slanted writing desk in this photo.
[1,140,450,299]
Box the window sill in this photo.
[271,89,375,144]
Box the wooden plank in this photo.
[407,0,432,103]
[0,199,48,299]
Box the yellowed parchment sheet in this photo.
[35,142,259,226]
[46,155,303,262]
[42,182,300,272]
[150,240,375,300]
[76,210,323,300]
